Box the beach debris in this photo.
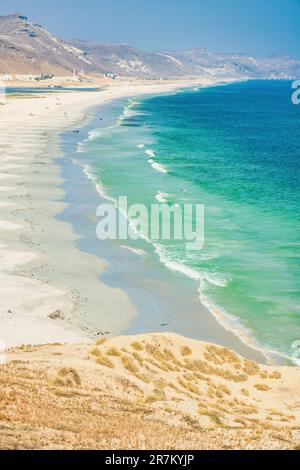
[48,309,64,320]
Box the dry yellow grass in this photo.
[106,347,121,357]
[255,384,271,392]
[131,342,143,351]
[121,355,139,374]
[95,338,107,346]
[54,367,81,387]
[0,332,299,450]
[91,348,115,369]
[181,346,192,357]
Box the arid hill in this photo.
[0,13,300,79]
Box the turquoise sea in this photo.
[76,80,300,361]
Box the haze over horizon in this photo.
[0,0,299,59]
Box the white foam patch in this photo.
[155,191,169,203]
[149,160,168,174]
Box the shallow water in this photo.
[72,81,300,361]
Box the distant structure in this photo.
[34,74,54,81]
[105,73,117,80]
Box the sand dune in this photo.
[0,333,299,450]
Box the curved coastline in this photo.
[69,84,297,366]
[0,77,284,365]
[60,89,271,364]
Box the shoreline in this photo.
[0,76,281,365]
[58,103,265,363]
[0,77,226,349]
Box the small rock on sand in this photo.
[48,310,64,320]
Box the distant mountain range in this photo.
[1,13,300,79]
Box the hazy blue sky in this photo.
[0,0,299,57]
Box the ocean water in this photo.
[76,80,300,361]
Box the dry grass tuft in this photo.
[145,388,167,403]
[145,344,166,362]
[54,367,81,387]
[122,355,139,374]
[243,360,260,376]
[255,384,271,392]
[106,347,121,357]
[163,348,175,361]
[95,338,107,346]
[91,349,115,368]
[131,342,143,351]
[218,384,231,396]
[269,371,281,380]
[181,346,192,357]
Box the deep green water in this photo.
[77,81,300,360]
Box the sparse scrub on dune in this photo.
[95,338,107,346]
[218,384,231,396]
[145,344,166,362]
[234,417,248,427]
[91,348,101,357]
[163,348,175,361]
[268,409,284,417]
[145,387,167,403]
[132,352,144,363]
[131,342,143,351]
[243,359,260,376]
[91,349,115,368]
[106,347,121,357]
[181,346,192,357]
[260,371,269,379]
[183,358,247,383]
[183,373,196,382]
[255,384,271,392]
[177,376,201,396]
[135,373,151,383]
[146,358,169,372]
[121,355,139,374]
[164,362,176,371]
[204,345,241,368]
[153,379,167,389]
[269,371,281,380]
[54,367,81,387]
[207,386,223,400]
[197,408,223,426]
[241,388,250,397]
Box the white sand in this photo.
[0,77,222,348]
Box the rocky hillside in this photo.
[0,13,93,75]
[0,13,299,79]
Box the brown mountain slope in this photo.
[0,13,93,75]
[1,13,300,79]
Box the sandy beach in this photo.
[0,76,225,348]
[0,76,299,452]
